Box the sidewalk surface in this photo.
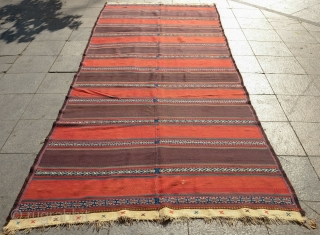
[0,0,319,234]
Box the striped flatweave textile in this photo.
[4,4,306,233]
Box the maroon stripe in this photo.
[76,72,240,83]
[101,11,219,17]
[159,148,275,165]
[86,46,230,55]
[61,104,253,119]
[94,26,222,34]
[40,147,274,167]
[40,148,156,167]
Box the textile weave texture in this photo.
[4,4,305,233]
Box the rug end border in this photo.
[2,207,311,235]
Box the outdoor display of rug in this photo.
[3,4,307,234]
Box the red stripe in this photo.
[51,125,263,140]
[98,18,220,26]
[83,58,233,68]
[105,5,217,11]
[24,175,290,199]
[70,88,246,99]
[90,36,226,44]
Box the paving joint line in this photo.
[229,0,320,28]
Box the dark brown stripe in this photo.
[76,72,240,83]
[86,46,230,55]
[39,147,274,167]
[101,11,219,18]
[159,148,275,165]
[61,104,252,119]
[61,104,155,118]
[94,26,222,34]
[40,148,156,167]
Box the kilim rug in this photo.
[3,4,307,234]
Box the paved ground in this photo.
[0,0,319,234]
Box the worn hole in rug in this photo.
[3,4,308,234]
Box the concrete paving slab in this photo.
[37,73,74,94]
[242,29,282,41]
[0,63,11,73]
[268,1,312,15]
[242,73,274,94]
[278,95,320,122]
[216,8,234,18]
[0,73,45,94]
[266,74,320,95]
[82,7,103,18]
[261,122,306,156]
[291,122,320,156]
[249,41,293,56]
[302,201,320,221]
[172,0,200,4]
[292,6,320,23]
[309,157,320,178]
[60,41,88,55]
[223,28,247,41]
[15,227,106,235]
[0,0,11,8]
[21,94,65,120]
[154,0,173,4]
[257,56,306,74]
[0,154,36,227]
[0,121,17,149]
[220,17,240,29]
[296,57,320,74]
[0,41,29,55]
[109,221,189,235]
[232,8,265,19]
[268,19,306,31]
[279,156,320,202]
[22,41,66,56]
[69,27,92,41]
[20,9,64,20]
[249,95,288,121]
[302,23,320,32]
[237,18,273,29]
[189,219,269,235]
[33,28,73,41]
[267,221,319,234]
[0,22,43,43]
[261,10,288,20]
[49,55,82,72]
[87,0,108,8]
[202,0,229,7]
[7,56,56,73]
[228,1,256,9]
[0,94,33,120]
[1,119,54,154]
[285,42,320,57]
[308,31,320,43]
[276,29,318,43]
[58,7,86,16]
[0,55,15,72]
[0,154,36,198]
[77,17,97,28]
[60,0,91,9]
[233,55,263,73]
[228,41,254,55]
[0,56,17,64]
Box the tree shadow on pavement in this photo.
[0,0,82,43]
